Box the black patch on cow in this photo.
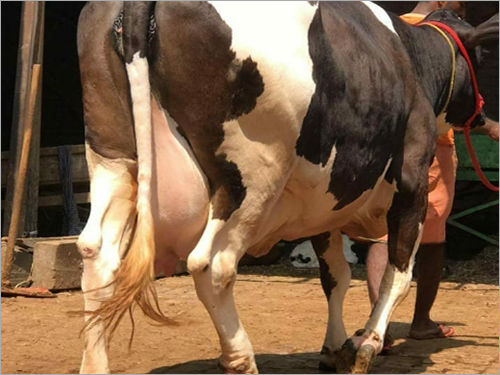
[112,7,157,62]
[311,232,336,301]
[296,3,409,210]
[426,10,484,127]
[122,2,155,63]
[227,57,264,120]
[389,9,491,128]
[212,154,247,217]
[150,2,251,221]
[78,2,137,160]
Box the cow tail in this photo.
[86,1,172,338]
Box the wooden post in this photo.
[2,64,41,287]
[25,2,45,236]
[2,2,44,237]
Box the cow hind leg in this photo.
[188,211,257,374]
[77,147,137,374]
[311,231,351,371]
[337,107,435,373]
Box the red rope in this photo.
[419,21,498,192]
[463,125,499,191]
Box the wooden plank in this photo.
[2,193,90,208]
[1,143,86,158]
[1,144,89,188]
[38,192,90,207]
[1,235,79,249]
[2,2,41,237]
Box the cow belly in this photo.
[247,157,395,256]
[151,96,210,270]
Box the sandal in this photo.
[408,322,454,340]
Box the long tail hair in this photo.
[85,1,173,339]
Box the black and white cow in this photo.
[76,2,498,373]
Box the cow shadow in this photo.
[149,321,494,374]
[149,352,321,374]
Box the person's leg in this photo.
[409,243,454,338]
[409,143,457,339]
[366,241,395,352]
[366,242,388,308]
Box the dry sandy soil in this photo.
[1,246,498,374]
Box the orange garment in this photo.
[421,143,457,243]
[400,12,455,146]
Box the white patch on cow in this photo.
[77,146,138,374]
[211,1,317,135]
[187,208,224,274]
[78,146,137,264]
[362,1,398,35]
[365,222,424,351]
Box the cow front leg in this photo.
[77,147,137,374]
[339,214,424,374]
[338,109,435,373]
[188,213,257,374]
[311,231,351,371]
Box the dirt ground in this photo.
[1,246,498,374]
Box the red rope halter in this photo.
[418,20,498,192]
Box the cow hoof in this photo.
[219,356,258,374]
[352,344,376,374]
[335,340,377,373]
[318,346,338,372]
[335,339,357,373]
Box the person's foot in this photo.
[408,321,454,340]
[380,332,394,355]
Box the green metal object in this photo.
[447,218,499,246]
[454,133,499,182]
[448,199,499,220]
[450,133,499,246]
